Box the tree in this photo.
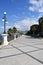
[7,27,17,36]
[13,27,17,33]
[8,28,14,36]
[30,24,39,35]
[38,16,43,36]
[39,16,43,25]
[26,30,31,35]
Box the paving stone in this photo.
[28,50,43,62]
[33,45,43,48]
[0,35,43,65]
[18,46,38,52]
[0,46,22,57]
[0,54,42,65]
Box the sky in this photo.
[0,0,43,33]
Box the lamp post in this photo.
[1,12,8,46]
[2,12,7,34]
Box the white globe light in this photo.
[4,12,6,14]
[2,19,5,22]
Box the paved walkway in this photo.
[0,35,43,65]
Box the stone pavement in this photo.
[0,35,43,65]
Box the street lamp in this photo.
[1,12,8,46]
[2,12,7,34]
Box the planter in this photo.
[1,34,8,46]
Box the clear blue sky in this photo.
[0,0,43,33]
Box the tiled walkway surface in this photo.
[0,35,43,65]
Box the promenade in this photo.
[0,35,43,65]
